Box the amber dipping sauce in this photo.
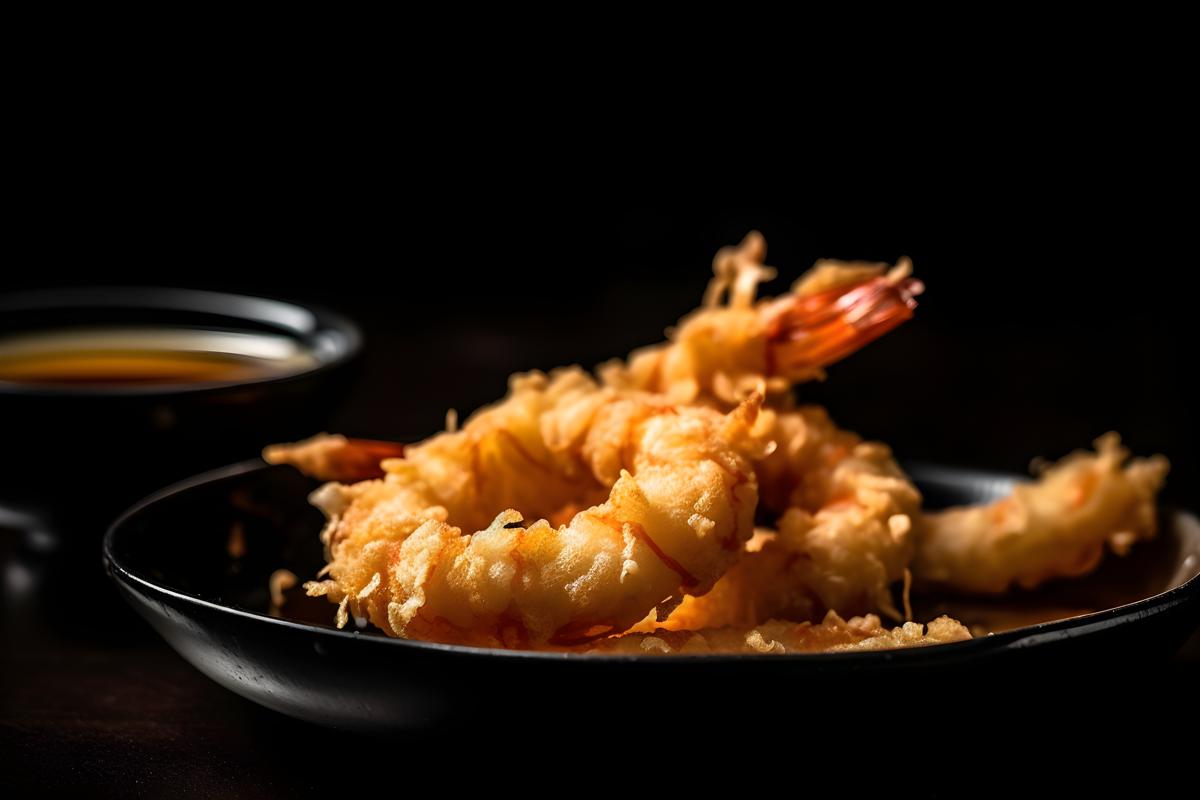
[0,327,319,388]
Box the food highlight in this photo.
[267,233,1168,655]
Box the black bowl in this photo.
[104,460,1200,732]
[0,288,360,541]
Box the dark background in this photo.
[4,196,1198,793]
[7,203,1195,499]
[3,22,1196,789]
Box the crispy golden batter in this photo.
[755,407,920,618]
[600,235,925,625]
[270,231,1169,655]
[652,407,922,629]
[915,434,1169,593]
[300,368,764,648]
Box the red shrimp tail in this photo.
[765,276,923,380]
[264,435,406,482]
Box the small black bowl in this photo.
[0,288,361,542]
[105,460,1200,732]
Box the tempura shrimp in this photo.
[292,368,764,648]
[280,233,925,635]
[652,407,922,629]
[600,230,923,406]
[915,434,1169,593]
[602,233,925,624]
[602,233,1167,624]
[267,230,1170,656]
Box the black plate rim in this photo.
[0,286,362,398]
[104,458,1200,664]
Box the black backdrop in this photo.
[6,202,1195,502]
[4,158,1199,792]
[3,30,1196,788]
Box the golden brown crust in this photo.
[916,434,1169,593]
[301,370,765,647]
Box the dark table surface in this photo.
[2,525,407,797]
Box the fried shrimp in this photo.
[756,407,920,618]
[915,434,1169,593]
[586,610,970,655]
[594,232,925,625]
[600,230,923,406]
[266,230,1170,657]
[296,368,763,647]
[654,407,923,628]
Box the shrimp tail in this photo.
[764,261,923,382]
[264,434,407,482]
[601,233,923,406]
